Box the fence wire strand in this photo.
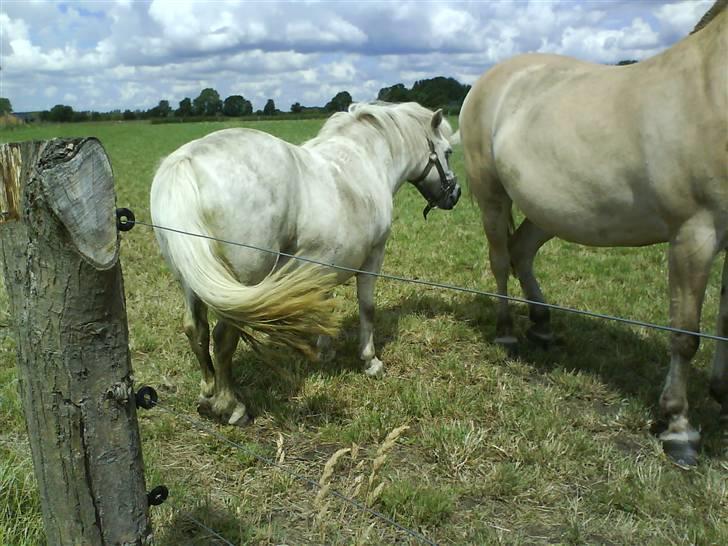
[126,216,726,544]
[128,218,727,343]
[152,399,439,546]
[180,512,236,546]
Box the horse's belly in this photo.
[495,142,673,246]
[511,190,671,247]
[523,206,669,246]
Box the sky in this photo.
[0,0,714,113]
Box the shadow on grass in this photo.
[229,307,395,425]
[397,292,724,457]
[154,502,253,545]
[225,289,723,456]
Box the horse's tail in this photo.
[150,156,340,357]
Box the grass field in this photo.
[1,119,726,545]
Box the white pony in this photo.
[151,102,461,425]
[458,2,727,466]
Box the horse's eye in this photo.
[445,150,452,158]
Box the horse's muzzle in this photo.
[438,180,461,210]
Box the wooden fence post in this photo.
[0,138,151,545]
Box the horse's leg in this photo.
[357,244,386,377]
[660,224,719,466]
[202,320,250,426]
[710,251,728,451]
[316,334,336,362]
[182,289,215,400]
[479,195,517,352]
[509,218,554,346]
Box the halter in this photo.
[410,138,457,218]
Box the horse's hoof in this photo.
[494,336,519,357]
[662,439,699,469]
[364,357,384,378]
[228,406,254,427]
[526,328,554,349]
[196,396,214,419]
[196,397,252,427]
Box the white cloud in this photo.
[327,61,357,82]
[545,15,663,63]
[0,12,29,42]
[284,17,366,46]
[618,18,660,49]
[299,69,318,84]
[429,7,479,48]
[0,0,717,112]
[655,0,713,33]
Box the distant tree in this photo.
[290,102,303,113]
[300,106,325,115]
[410,76,469,111]
[616,59,638,65]
[193,88,222,116]
[48,104,74,122]
[72,111,89,122]
[0,97,12,114]
[148,99,171,118]
[175,97,193,117]
[263,98,277,116]
[378,78,469,113]
[157,100,171,117]
[324,91,353,112]
[223,95,253,116]
[90,111,102,121]
[377,83,410,103]
[122,109,136,121]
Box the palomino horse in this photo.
[459,2,727,466]
[151,102,461,426]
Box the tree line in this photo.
[1,76,472,124]
[377,77,470,113]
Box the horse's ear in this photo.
[431,109,443,130]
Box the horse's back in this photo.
[152,128,302,284]
[151,126,395,285]
[460,23,727,246]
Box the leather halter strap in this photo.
[409,138,456,218]
[410,138,448,186]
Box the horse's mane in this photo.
[691,0,727,34]
[307,101,449,154]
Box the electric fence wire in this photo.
[179,512,236,546]
[125,216,726,544]
[151,399,439,546]
[128,218,728,343]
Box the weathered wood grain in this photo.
[0,138,150,545]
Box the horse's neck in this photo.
[652,9,725,71]
[310,131,415,195]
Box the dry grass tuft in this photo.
[367,424,409,506]
[313,446,351,522]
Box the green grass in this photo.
[1,119,726,545]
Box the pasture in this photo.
[1,119,725,545]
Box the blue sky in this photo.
[0,0,713,113]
